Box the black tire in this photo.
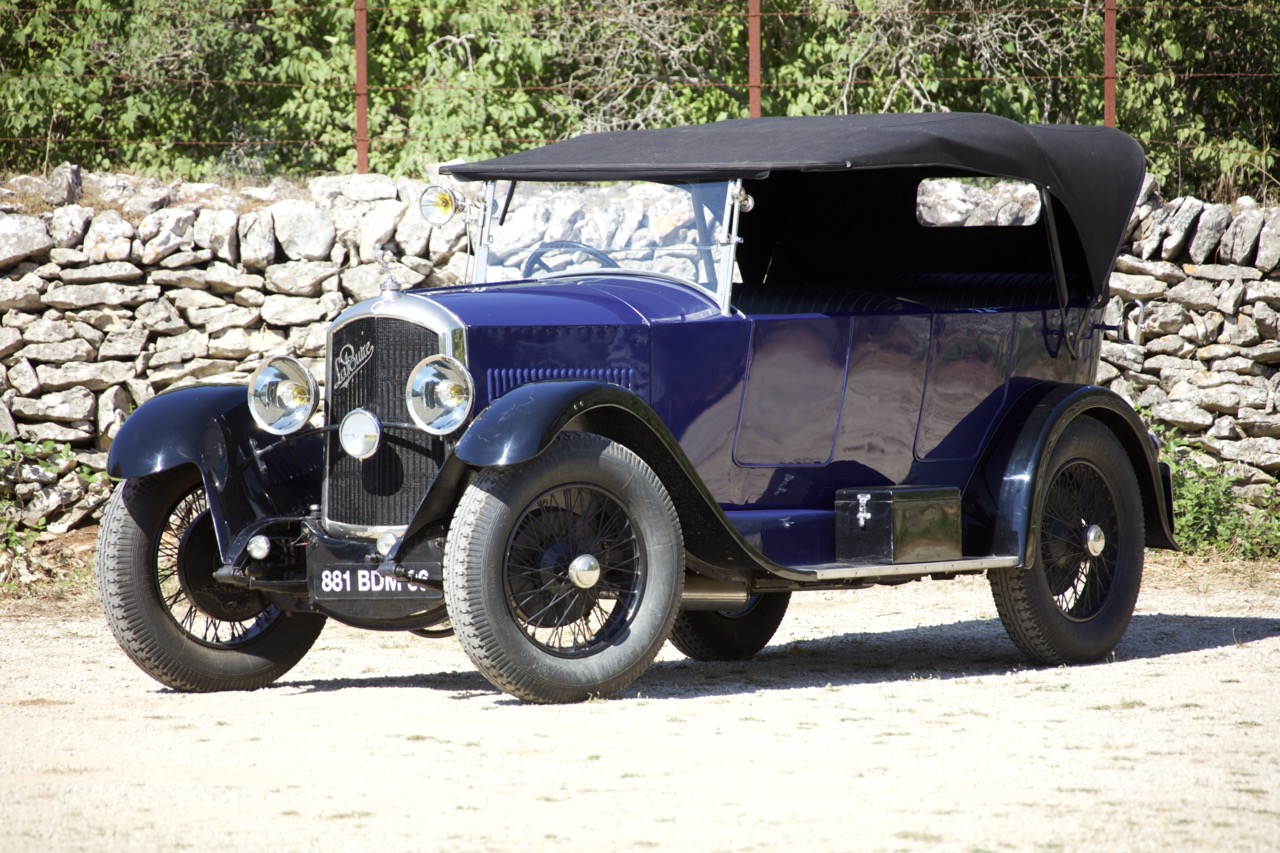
[444,433,683,703]
[669,592,791,661]
[989,417,1144,665]
[96,467,326,692]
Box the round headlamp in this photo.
[420,185,463,227]
[339,408,382,460]
[248,356,318,435]
[406,354,474,435]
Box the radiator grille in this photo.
[325,317,442,530]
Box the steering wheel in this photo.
[522,240,620,278]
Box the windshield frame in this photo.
[472,178,743,315]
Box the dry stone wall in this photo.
[1102,178,1280,506]
[1,166,1278,553]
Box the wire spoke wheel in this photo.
[153,487,281,648]
[988,417,1144,666]
[444,433,683,703]
[97,467,326,692]
[1038,461,1118,621]
[504,485,643,657]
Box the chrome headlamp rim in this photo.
[247,355,319,435]
[405,353,474,436]
[419,184,464,227]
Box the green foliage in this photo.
[1155,428,1280,560]
[0,0,1275,199]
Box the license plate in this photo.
[312,565,439,600]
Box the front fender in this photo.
[395,381,765,581]
[969,383,1178,566]
[108,385,324,562]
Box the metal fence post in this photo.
[1104,0,1116,128]
[355,0,370,172]
[749,0,762,118]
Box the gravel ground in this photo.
[2,556,1278,852]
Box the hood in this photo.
[407,273,722,328]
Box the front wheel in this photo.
[669,593,791,661]
[989,417,1144,665]
[444,433,683,703]
[97,467,325,692]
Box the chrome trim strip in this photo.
[804,555,1020,581]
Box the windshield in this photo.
[477,180,737,295]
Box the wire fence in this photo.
[0,2,1275,199]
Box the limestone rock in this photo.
[1108,273,1167,302]
[260,294,326,326]
[99,325,150,359]
[309,174,399,207]
[150,329,210,368]
[35,360,135,392]
[1141,303,1191,337]
[45,163,83,206]
[122,186,171,218]
[1256,209,1280,274]
[185,304,260,335]
[43,281,159,309]
[265,261,339,297]
[58,262,144,285]
[11,387,96,422]
[49,247,88,267]
[48,205,94,249]
[1101,341,1145,373]
[359,200,408,263]
[0,274,44,311]
[82,211,135,263]
[15,338,96,363]
[22,317,74,343]
[1113,254,1186,283]
[16,420,93,444]
[193,209,239,265]
[270,200,335,261]
[136,298,189,335]
[1219,207,1265,266]
[1218,314,1261,347]
[1152,401,1215,432]
[1160,196,1204,260]
[139,208,197,265]
[1188,203,1232,263]
[0,215,53,269]
[160,249,215,269]
[1164,279,1217,312]
[96,385,131,449]
[148,358,238,389]
[0,326,21,359]
[7,359,40,396]
[238,209,276,271]
[1183,263,1261,283]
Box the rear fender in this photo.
[108,385,324,562]
[967,383,1178,565]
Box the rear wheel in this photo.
[444,433,683,703]
[97,467,325,692]
[989,417,1143,665]
[669,593,791,661]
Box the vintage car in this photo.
[98,113,1177,703]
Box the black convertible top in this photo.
[443,113,1146,294]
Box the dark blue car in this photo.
[98,114,1177,703]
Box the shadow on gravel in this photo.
[273,611,1279,700]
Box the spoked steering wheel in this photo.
[522,241,620,278]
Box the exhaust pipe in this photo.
[680,574,751,611]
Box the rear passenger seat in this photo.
[733,271,1070,315]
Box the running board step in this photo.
[779,555,1020,583]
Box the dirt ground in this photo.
[2,549,1278,853]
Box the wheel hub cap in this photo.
[1084,524,1106,557]
[567,554,602,589]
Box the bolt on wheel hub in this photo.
[1084,524,1106,557]
[567,554,602,589]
